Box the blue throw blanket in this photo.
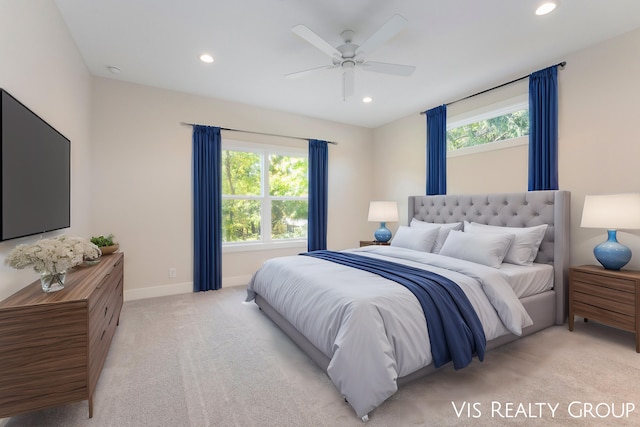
[300,250,486,369]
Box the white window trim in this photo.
[447,135,528,158]
[446,94,529,158]
[447,94,528,130]
[221,139,308,252]
[222,240,307,253]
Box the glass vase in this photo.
[40,270,66,293]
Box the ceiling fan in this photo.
[286,14,416,101]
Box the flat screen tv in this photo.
[1,89,70,241]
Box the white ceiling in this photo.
[53,0,640,128]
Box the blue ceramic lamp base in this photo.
[374,222,392,243]
[594,230,632,271]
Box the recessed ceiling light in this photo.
[362,96,373,103]
[200,54,214,63]
[536,2,557,15]
[106,65,121,74]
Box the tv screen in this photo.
[1,89,70,241]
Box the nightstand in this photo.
[568,265,640,352]
[359,240,391,247]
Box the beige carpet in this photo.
[2,286,639,427]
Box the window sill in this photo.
[222,240,307,253]
[447,136,528,158]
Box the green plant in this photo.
[90,234,116,247]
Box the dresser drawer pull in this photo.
[97,274,110,289]
[109,313,114,325]
[100,329,106,341]
[104,306,108,317]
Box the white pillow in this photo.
[439,230,515,268]
[463,221,548,266]
[410,219,463,254]
[390,225,440,252]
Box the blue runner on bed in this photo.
[300,250,486,369]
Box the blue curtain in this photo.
[528,66,558,190]
[192,125,222,291]
[308,139,328,251]
[426,104,447,195]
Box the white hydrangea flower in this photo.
[5,236,102,274]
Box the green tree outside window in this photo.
[447,109,529,151]
[222,147,308,243]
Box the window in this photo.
[447,95,529,156]
[221,141,308,248]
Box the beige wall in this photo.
[0,1,373,302]
[373,27,640,270]
[2,1,640,302]
[0,1,92,301]
[90,78,374,300]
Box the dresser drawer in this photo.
[89,273,122,351]
[88,275,122,392]
[88,257,122,313]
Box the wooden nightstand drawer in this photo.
[360,240,390,247]
[571,270,636,293]
[572,290,635,317]
[572,301,635,331]
[572,280,635,308]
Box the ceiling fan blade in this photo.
[292,24,342,59]
[356,14,408,58]
[342,63,355,101]
[362,61,415,76]
[285,64,337,79]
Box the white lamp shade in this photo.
[368,201,399,222]
[581,193,640,230]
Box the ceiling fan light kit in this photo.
[288,14,416,101]
[536,1,558,16]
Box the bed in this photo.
[246,190,571,421]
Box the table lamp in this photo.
[580,193,640,270]
[368,201,399,243]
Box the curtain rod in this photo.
[420,61,566,115]
[180,122,338,145]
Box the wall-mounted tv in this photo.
[1,89,70,241]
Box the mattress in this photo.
[499,262,554,298]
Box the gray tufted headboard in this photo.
[408,190,571,324]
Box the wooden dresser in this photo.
[0,252,124,418]
[568,265,639,352]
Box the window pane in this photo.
[269,154,308,197]
[447,109,529,151]
[222,150,261,196]
[271,200,308,240]
[222,199,261,242]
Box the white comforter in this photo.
[246,246,533,418]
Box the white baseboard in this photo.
[124,282,192,301]
[224,274,252,287]
[123,275,251,302]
